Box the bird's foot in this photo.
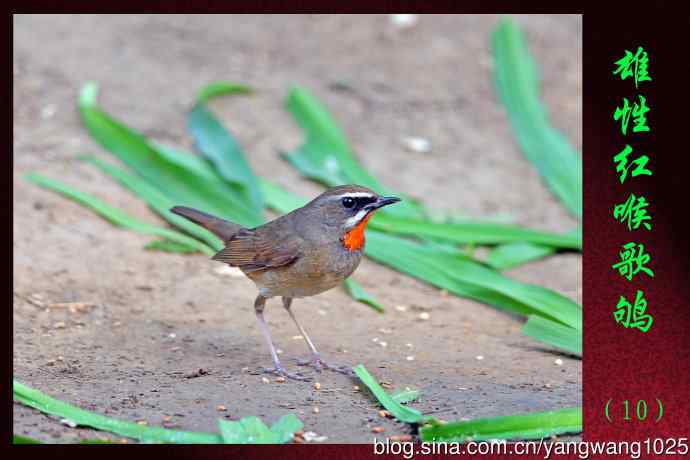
[263,365,311,381]
[295,355,354,376]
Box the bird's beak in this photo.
[367,196,401,211]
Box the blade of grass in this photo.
[344,279,384,313]
[189,91,264,212]
[371,214,581,250]
[353,365,431,424]
[218,417,278,444]
[390,388,421,404]
[284,86,423,218]
[196,81,252,105]
[13,435,42,444]
[522,315,582,356]
[80,155,223,251]
[492,19,582,219]
[269,414,304,444]
[79,82,262,227]
[26,173,215,256]
[365,231,581,329]
[419,407,581,442]
[14,380,221,443]
[145,238,201,254]
[485,242,557,270]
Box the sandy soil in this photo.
[13,14,581,443]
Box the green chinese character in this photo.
[613,46,651,88]
[612,242,654,281]
[613,193,652,230]
[613,95,650,135]
[613,290,653,332]
[614,145,652,184]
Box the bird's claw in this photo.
[263,365,311,381]
[295,356,354,376]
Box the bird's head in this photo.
[302,185,401,251]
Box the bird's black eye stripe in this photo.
[341,197,356,208]
[341,196,376,209]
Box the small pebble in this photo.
[313,406,320,414]
[317,309,327,316]
[216,405,226,412]
[276,349,283,355]
[60,418,77,428]
[53,322,66,329]
[554,359,564,366]
[418,312,430,320]
[261,377,270,384]
[275,377,286,383]
[406,343,413,348]
[378,341,388,348]
[390,14,418,28]
[162,415,172,422]
[353,385,360,392]
[378,328,393,334]
[372,426,385,434]
[476,355,484,360]
[136,420,148,426]
[395,305,408,312]
[313,382,321,390]
[406,356,415,361]
[401,136,431,153]
[292,335,304,340]
[378,410,390,418]
[389,434,413,442]
[168,333,176,339]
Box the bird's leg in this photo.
[283,297,353,376]
[254,295,309,381]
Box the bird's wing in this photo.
[212,228,300,273]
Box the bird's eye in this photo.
[341,197,356,209]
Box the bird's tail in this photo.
[170,206,243,241]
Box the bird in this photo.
[171,185,401,380]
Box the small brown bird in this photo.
[171,185,400,380]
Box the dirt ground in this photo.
[13,14,582,443]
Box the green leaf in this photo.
[485,242,556,270]
[13,435,42,444]
[145,238,201,254]
[26,173,215,257]
[419,407,582,442]
[13,380,222,444]
[353,365,430,424]
[218,417,278,444]
[522,315,582,356]
[492,19,582,219]
[284,86,423,218]
[365,231,582,330]
[344,279,384,313]
[78,82,262,227]
[371,214,581,250]
[188,102,264,212]
[196,81,253,104]
[269,414,304,443]
[80,155,224,252]
[390,388,421,404]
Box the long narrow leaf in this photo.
[486,242,556,270]
[353,365,430,424]
[197,81,252,104]
[14,380,221,444]
[492,19,582,219]
[188,93,264,211]
[79,82,262,227]
[522,315,582,356]
[81,155,223,251]
[284,86,423,218]
[371,214,581,250]
[344,279,384,313]
[419,407,582,442]
[26,173,215,256]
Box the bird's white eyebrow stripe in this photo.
[330,192,376,200]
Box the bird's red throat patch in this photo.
[342,214,373,251]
